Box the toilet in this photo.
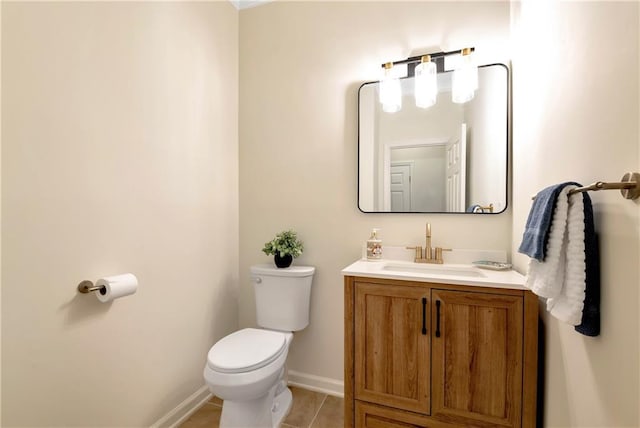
[203,264,315,428]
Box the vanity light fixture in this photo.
[414,55,437,108]
[379,62,402,113]
[451,47,478,104]
[379,47,477,112]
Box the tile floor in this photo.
[180,386,344,428]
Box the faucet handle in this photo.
[406,246,423,260]
[434,247,452,262]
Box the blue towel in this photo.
[466,204,482,213]
[518,182,579,261]
[575,192,600,337]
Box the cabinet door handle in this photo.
[435,300,441,338]
[421,297,427,335]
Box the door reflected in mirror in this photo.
[358,64,508,213]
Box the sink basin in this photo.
[382,262,485,278]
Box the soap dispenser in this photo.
[366,228,383,260]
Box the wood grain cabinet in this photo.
[354,283,431,414]
[345,276,538,428]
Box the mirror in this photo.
[358,64,508,213]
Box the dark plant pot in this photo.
[274,254,293,268]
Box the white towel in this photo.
[525,185,586,325]
[525,186,570,297]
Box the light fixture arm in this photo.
[381,47,475,77]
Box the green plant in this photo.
[262,230,304,258]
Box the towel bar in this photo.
[531,172,640,200]
[479,203,494,213]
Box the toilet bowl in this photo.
[203,264,315,428]
[204,328,294,427]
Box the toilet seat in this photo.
[207,328,287,374]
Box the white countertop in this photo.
[342,259,527,290]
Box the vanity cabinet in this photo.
[345,276,538,428]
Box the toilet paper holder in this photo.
[77,280,106,295]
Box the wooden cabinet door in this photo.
[431,289,524,427]
[354,282,430,414]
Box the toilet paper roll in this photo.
[95,273,138,303]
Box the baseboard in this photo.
[287,370,344,398]
[150,372,342,427]
[151,385,212,428]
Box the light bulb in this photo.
[379,63,402,113]
[414,55,437,108]
[452,48,478,104]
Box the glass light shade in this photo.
[414,59,437,108]
[452,50,478,104]
[379,67,402,113]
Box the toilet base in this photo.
[219,382,293,428]
[272,385,293,427]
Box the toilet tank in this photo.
[250,264,315,331]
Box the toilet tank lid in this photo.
[250,264,315,277]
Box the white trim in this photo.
[228,0,274,10]
[287,370,344,398]
[151,385,212,428]
[382,138,448,211]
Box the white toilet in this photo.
[203,264,315,428]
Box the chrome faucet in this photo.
[406,223,451,264]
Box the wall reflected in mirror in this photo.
[358,64,508,213]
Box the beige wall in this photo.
[511,1,639,426]
[1,2,238,426]
[4,1,637,426]
[239,1,512,384]
[0,2,3,423]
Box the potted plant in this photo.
[262,230,304,268]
